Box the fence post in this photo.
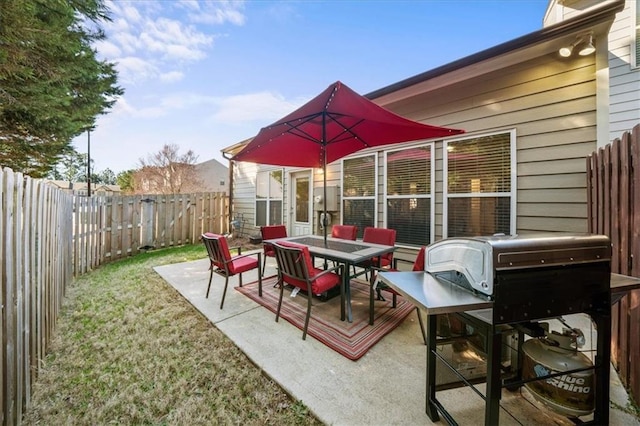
[140,197,156,250]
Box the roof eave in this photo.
[366,0,625,102]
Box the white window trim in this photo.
[254,168,284,227]
[340,153,378,225]
[383,142,435,247]
[442,129,517,238]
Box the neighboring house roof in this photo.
[44,180,121,193]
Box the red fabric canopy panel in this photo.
[231,81,464,167]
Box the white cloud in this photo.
[107,90,305,125]
[189,1,246,25]
[140,18,213,61]
[94,40,121,58]
[160,71,184,83]
[113,57,158,84]
[111,96,168,119]
[98,1,244,84]
[212,91,307,124]
[121,5,142,23]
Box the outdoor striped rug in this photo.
[236,276,416,360]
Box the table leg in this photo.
[340,263,346,321]
[369,270,375,325]
[345,261,353,322]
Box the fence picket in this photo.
[0,168,228,425]
[587,124,640,410]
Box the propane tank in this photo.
[522,327,594,418]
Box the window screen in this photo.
[255,169,283,226]
[446,133,512,237]
[342,155,376,238]
[385,146,433,246]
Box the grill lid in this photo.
[424,233,611,297]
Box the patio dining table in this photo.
[267,235,396,323]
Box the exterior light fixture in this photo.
[578,34,596,56]
[559,44,575,58]
[558,32,595,58]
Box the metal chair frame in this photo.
[201,233,262,309]
[272,242,343,340]
[260,225,288,277]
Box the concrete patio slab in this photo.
[154,254,639,426]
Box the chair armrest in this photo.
[230,251,261,263]
[229,246,242,255]
[311,264,343,280]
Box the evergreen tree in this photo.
[116,170,135,194]
[0,0,123,177]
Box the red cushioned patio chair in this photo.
[355,227,396,281]
[201,233,262,309]
[260,225,287,277]
[272,241,343,340]
[331,224,357,240]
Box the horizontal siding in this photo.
[518,216,588,233]
[517,127,594,150]
[519,202,586,218]
[377,54,597,237]
[233,45,606,239]
[518,141,596,163]
[608,0,640,141]
[518,158,587,175]
[518,173,586,189]
[518,188,587,203]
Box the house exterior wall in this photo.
[232,52,599,242]
[194,158,229,193]
[232,161,258,232]
[228,1,623,251]
[608,0,640,139]
[376,53,598,238]
[545,0,640,141]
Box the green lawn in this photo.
[22,244,321,425]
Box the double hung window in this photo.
[444,131,515,237]
[385,145,434,246]
[255,169,283,226]
[341,155,376,238]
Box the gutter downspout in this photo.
[222,152,234,234]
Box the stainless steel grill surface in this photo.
[423,233,611,324]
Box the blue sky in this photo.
[79,0,549,174]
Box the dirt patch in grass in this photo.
[22,244,321,425]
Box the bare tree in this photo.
[133,144,202,194]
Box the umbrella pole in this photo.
[323,162,328,246]
[322,112,329,248]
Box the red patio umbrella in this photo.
[231,81,464,242]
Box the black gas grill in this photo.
[378,233,624,425]
[424,233,612,324]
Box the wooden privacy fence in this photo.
[72,192,229,275]
[1,167,73,425]
[1,163,230,425]
[587,123,640,407]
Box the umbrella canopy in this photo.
[231,81,465,241]
[232,81,464,168]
